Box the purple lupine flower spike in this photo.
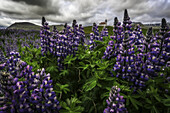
[104,86,128,113]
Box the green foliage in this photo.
[19,46,42,72]
[60,96,84,113]
[17,39,170,113]
[55,83,70,100]
[162,94,170,107]
[83,77,97,91]
[14,26,170,113]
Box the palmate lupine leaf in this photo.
[162,95,170,107]
[60,97,84,113]
[55,83,70,94]
[83,79,97,92]
[78,62,89,71]
[59,69,69,76]
[46,65,58,73]
[129,95,143,110]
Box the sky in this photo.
[0,0,170,27]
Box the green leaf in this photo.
[46,66,58,73]
[105,87,111,91]
[82,64,89,71]
[60,97,84,113]
[83,80,97,92]
[100,91,110,99]
[145,98,152,104]
[90,64,95,68]
[79,62,85,66]
[131,94,141,99]
[162,98,170,106]
[96,82,102,87]
[126,97,130,106]
[94,44,105,51]
[94,40,103,45]
[153,105,159,113]
[111,71,116,76]
[144,104,152,109]
[153,95,161,102]
[105,77,115,81]
[59,70,69,76]
[129,96,142,110]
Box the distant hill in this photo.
[7,22,64,31]
[7,22,41,31]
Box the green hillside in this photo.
[7,22,41,31]
[84,25,159,36]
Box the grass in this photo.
[84,25,159,36]
[84,26,113,35]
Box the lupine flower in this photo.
[103,41,114,59]
[40,17,84,71]
[143,18,170,80]
[0,51,60,113]
[104,86,128,113]
[40,17,51,56]
[78,24,85,45]
[89,23,103,50]
[0,29,40,58]
[111,9,149,91]
[103,17,123,60]
[0,49,6,63]
[101,27,109,38]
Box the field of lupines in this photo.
[0,9,170,113]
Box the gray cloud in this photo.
[0,0,170,26]
[12,0,50,7]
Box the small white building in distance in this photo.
[99,19,107,26]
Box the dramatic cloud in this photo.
[12,0,50,7]
[0,0,170,26]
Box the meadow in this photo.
[0,9,169,113]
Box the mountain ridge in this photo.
[7,22,41,30]
[6,22,66,31]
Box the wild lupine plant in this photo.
[89,23,103,50]
[40,17,84,70]
[111,10,141,91]
[104,86,128,113]
[101,27,109,38]
[78,24,85,45]
[103,17,124,60]
[144,19,170,94]
[110,10,170,92]
[136,18,170,84]
[0,49,6,63]
[0,29,40,58]
[40,18,51,56]
[0,51,60,113]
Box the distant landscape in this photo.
[1,21,165,36]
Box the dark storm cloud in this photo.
[12,0,49,7]
[0,9,23,15]
[0,0,170,26]
[11,0,61,15]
